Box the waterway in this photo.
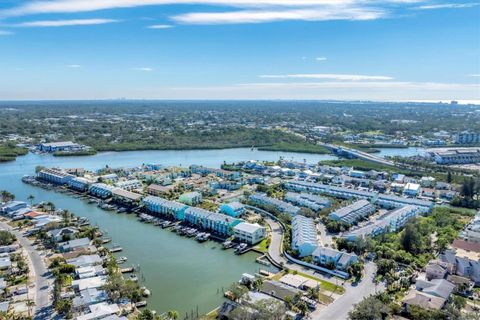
[0,146,423,316]
[0,148,339,317]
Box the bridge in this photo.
[320,143,396,167]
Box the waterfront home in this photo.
[179,191,203,205]
[284,192,331,211]
[68,177,94,192]
[233,222,266,245]
[249,193,300,216]
[184,207,243,236]
[67,254,103,268]
[111,188,142,205]
[142,196,188,220]
[7,207,34,220]
[32,214,63,228]
[311,246,358,270]
[76,302,120,320]
[146,184,175,196]
[343,205,420,240]
[259,280,301,301]
[114,179,142,191]
[98,173,118,183]
[279,274,319,291]
[58,237,91,253]
[38,168,75,185]
[73,288,109,312]
[329,200,376,225]
[76,265,106,279]
[220,202,246,218]
[47,227,79,242]
[72,275,108,291]
[89,183,114,199]
[0,201,28,214]
[292,215,318,257]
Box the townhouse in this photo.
[249,193,300,216]
[291,215,318,257]
[284,192,331,211]
[233,222,266,245]
[220,201,246,218]
[329,199,376,225]
[38,168,75,185]
[311,246,358,270]
[142,196,188,220]
[183,207,243,237]
[179,191,203,206]
[89,183,114,199]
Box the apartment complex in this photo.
[291,215,318,257]
[329,200,375,224]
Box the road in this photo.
[0,221,53,320]
[264,217,384,320]
[320,143,395,167]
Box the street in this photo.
[0,221,53,320]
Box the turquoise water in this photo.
[0,148,338,316]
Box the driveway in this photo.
[0,221,53,319]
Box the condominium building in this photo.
[37,168,75,185]
[329,200,375,224]
[88,183,114,199]
[233,222,266,245]
[311,246,358,270]
[284,192,331,211]
[179,191,203,206]
[220,202,246,218]
[183,207,242,236]
[249,193,300,216]
[285,180,374,201]
[37,141,84,153]
[114,179,142,191]
[375,194,432,213]
[455,132,480,145]
[142,196,189,220]
[430,148,480,165]
[343,205,420,240]
[68,177,93,191]
[291,215,318,257]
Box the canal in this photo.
[0,146,423,316]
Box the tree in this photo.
[0,230,16,246]
[166,310,178,320]
[348,295,390,320]
[27,194,35,206]
[227,283,249,302]
[1,190,15,203]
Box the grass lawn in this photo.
[318,292,335,305]
[255,238,270,253]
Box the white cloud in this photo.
[14,19,118,27]
[172,7,385,24]
[469,74,480,77]
[416,3,480,10]
[147,24,173,29]
[0,30,13,35]
[67,64,81,68]
[259,73,394,81]
[132,67,154,71]
[315,56,327,61]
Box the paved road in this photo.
[264,217,384,320]
[0,221,53,319]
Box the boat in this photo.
[135,301,147,308]
[116,256,128,264]
[196,233,210,242]
[141,287,151,297]
[102,237,112,244]
[110,245,123,253]
[234,243,248,254]
[120,266,135,273]
[129,274,138,282]
[186,228,197,237]
[223,241,234,249]
[117,207,127,213]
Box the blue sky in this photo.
[0,0,479,101]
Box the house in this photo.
[311,246,358,270]
[58,237,91,252]
[72,275,108,291]
[0,255,11,270]
[415,278,455,300]
[420,177,436,188]
[1,201,28,214]
[404,183,421,197]
[233,222,266,245]
[184,207,243,236]
[179,191,203,205]
[0,245,19,254]
[329,200,375,225]
[425,261,448,280]
[402,291,446,311]
[279,274,319,290]
[48,227,79,242]
[76,265,106,279]
[259,280,301,301]
[291,215,318,257]
[146,184,175,196]
[73,288,109,311]
[114,179,142,191]
[111,188,142,205]
[67,254,103,268]
[220,202,246,218]
[76,302,120,320]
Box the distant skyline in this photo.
[0,0,479,101]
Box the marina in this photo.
[0,147,421,316]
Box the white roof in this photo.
[234,222,264,233]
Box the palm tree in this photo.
[27,194,35,206]
[166,310,178,320]
[26,299,35,317]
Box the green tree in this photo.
[348,295,390,320]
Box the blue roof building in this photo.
[142,196,188,220]
[220,202,246,218]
